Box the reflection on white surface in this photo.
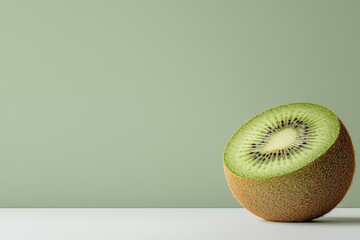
[0,208,359,240]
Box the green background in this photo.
[0,0,359,207]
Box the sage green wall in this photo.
[0,0,359,207]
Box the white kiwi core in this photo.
[263,128,298,152]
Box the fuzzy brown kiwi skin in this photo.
[224,120,355,222]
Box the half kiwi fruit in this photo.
[223,102,355,222]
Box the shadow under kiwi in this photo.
[261,216,360,225]
[310,216,360,225]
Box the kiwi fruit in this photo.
[223,102,355,222]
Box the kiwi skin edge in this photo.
[224,120,355,222]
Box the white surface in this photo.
[0,208,359,240]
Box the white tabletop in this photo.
[0,208,359,240]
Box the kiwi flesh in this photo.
[223,103,355,222]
